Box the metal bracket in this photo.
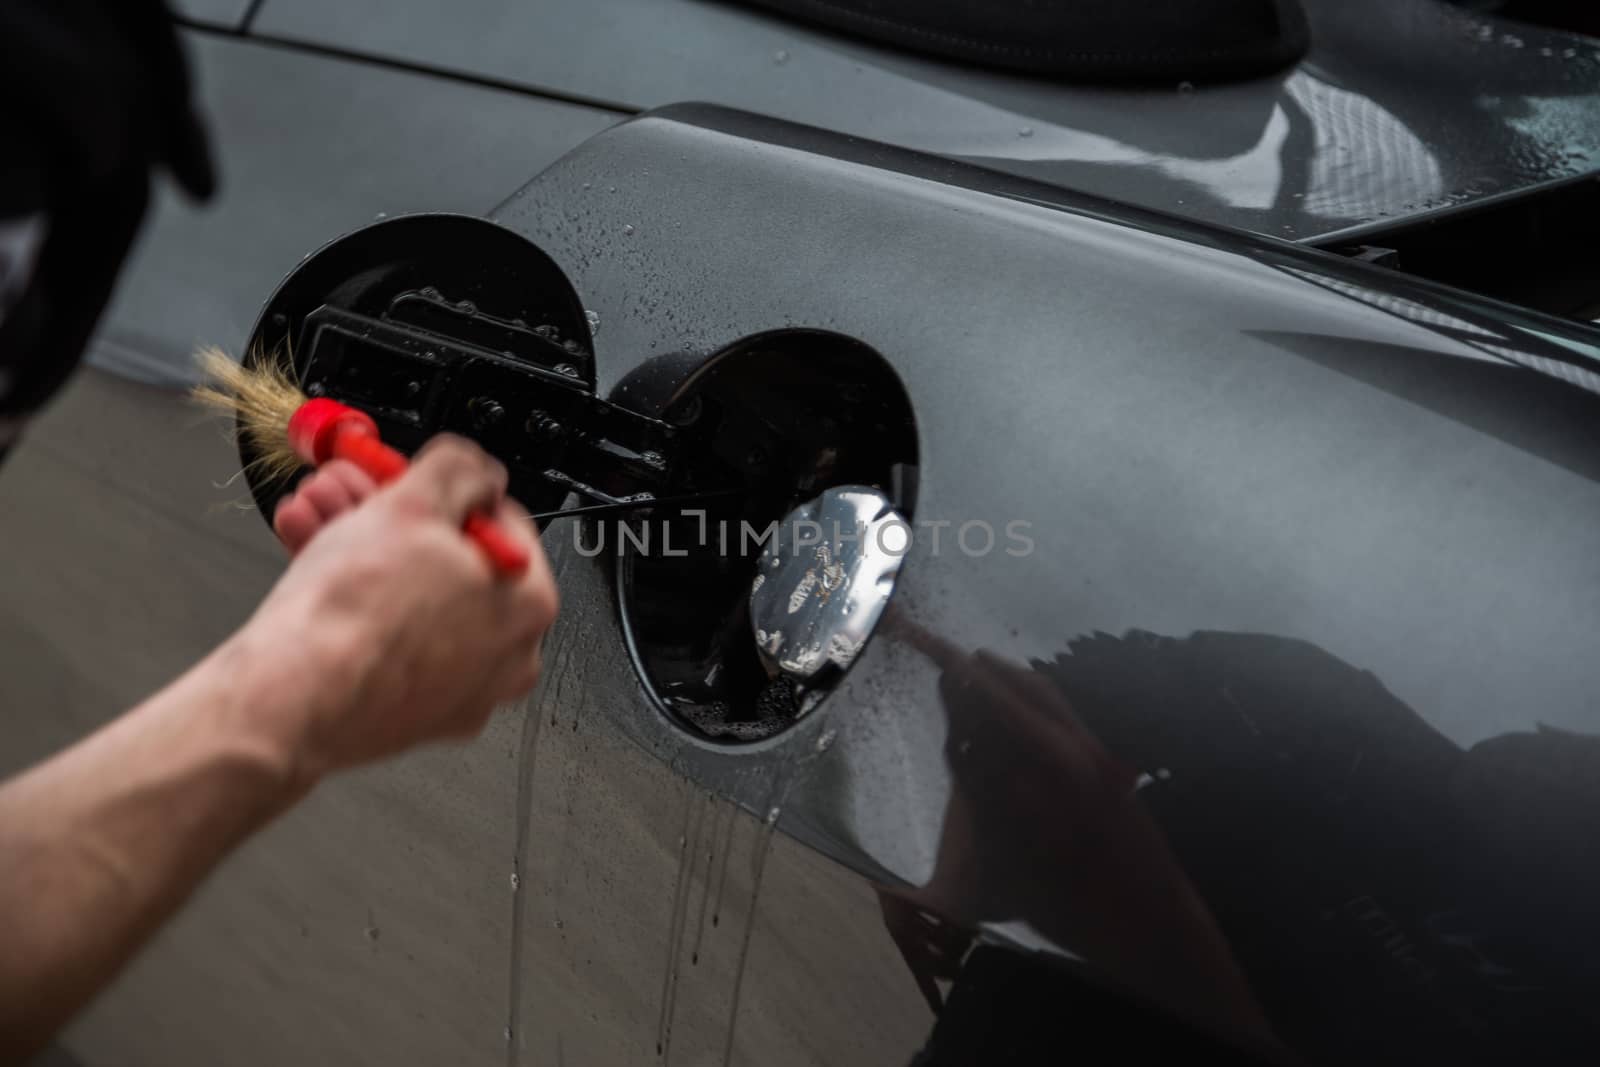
[296,290,682,506]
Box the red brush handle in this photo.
[330,431,531,577]
[461,513,533,574]
[329,431,409,485]
[287,399,530,577]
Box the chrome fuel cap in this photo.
[750,485,908,684]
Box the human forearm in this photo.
[0,629,321,1061]
[0,438,554,1060]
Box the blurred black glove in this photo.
[0,0,214,457]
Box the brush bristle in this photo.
[191,344,308,486]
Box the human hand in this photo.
[888,628,1269,1038]
[231,436,558,783]
[271,459,378,554]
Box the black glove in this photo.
[0,0,214,457]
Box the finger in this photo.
[492,642,544,705]
[938,649,1004,703]
[938,650,1014,743]
[496,499,560,622]
[395,435,509,523]
[317,459,379,504]
[440,692,501,741]
[272,491,320,555]
[490,495,539,540]
[881,607,965,671]
[498,577,554,700]
[958,651,1083,757]
[971,650,1107,754]
[437,662,513,740]
[297,467,360,525]
[940,651,1104,788]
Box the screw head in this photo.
[525,411,563,440]
[470,397,505,430]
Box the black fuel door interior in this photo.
[240,213,681,520]
[238,215,918,746]
[612,331,918,744]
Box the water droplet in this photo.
[623,224,635,236]
[584,308,600,335]
[765,807,780,825]
[1156,767,1173,780]
[553,918,565,930]
[774,48,790,64]
[1018,126,1034,138]
[582,181,592,190]
[374,211,388,220]
[510,872,520,891]
[1177,80,1196,93]
[504,1027,513,1043]
[815,729,836,753]
[608,185,617,193]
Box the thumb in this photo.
[395,435,509,524]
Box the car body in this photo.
[2,1,1599,1064]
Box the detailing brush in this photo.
[193,345,531,577]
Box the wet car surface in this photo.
[4,2,1600,1065]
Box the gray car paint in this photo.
[127,98,1597,1064]
[86,32,619,386]
[481,104,1600,1061]
[251,0,1600,240]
